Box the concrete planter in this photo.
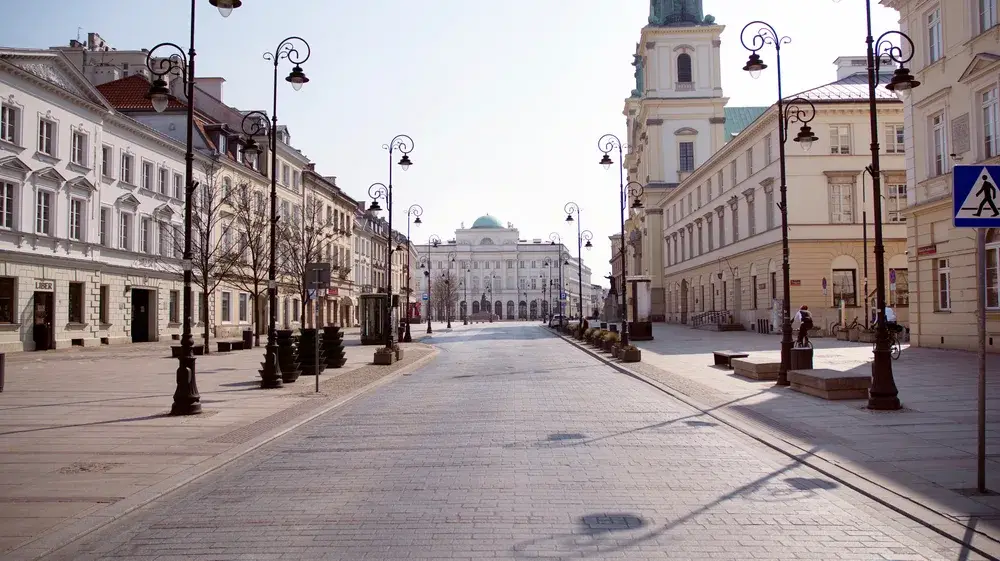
[859,330,876,343]
[373,348,395,365]
[849,327,861,342]
[835,329,850,341]
[621,348,641,363]
[611,345,620,359]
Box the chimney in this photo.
[194,77,225,101]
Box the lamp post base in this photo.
[447,319,452,328]
[463,318,468,325]
[775,321,792,387]
[170,350,201,415]
[426,321,432,334]
[403,322,412,343]
[259,342,282,389]
[868,347,901,410]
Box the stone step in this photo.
[788,368,869,400]
[731,357,781,381]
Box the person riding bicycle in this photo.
[794,305,813,347]
[883,305,902,334]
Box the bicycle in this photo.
[871,324,902,360]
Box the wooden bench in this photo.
[216,340,245,353]
[788,368,869,400]
[171,344,205,358]
[713,350,749,369]
[731,357,781,381]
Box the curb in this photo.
[547,326,1000,561]
[9,348,439,561]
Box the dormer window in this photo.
[217,133,227,155]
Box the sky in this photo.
[1,0,901,285]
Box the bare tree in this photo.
[222,182,270,345]
[277,193,344,324]
[431,271,460,320]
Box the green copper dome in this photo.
[471,215,503,229]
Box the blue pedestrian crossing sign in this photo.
[421,293,428,301]
[954,165,1000,227]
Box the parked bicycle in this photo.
[872,326,902,360]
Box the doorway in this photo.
[33,291,54,351]
[131,289,152,343]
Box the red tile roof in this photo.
[96,74,187,111]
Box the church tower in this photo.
[623,0,726,190]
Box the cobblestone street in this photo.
[43,324,989,560]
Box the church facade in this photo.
[413,215,593,321]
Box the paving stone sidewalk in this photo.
[599,323,1000,538]
[0,333,434,559]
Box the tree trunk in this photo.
[202,288,211,354]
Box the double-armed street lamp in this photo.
[421,235,441,334]
[597,134,645,346]
[366,135,415,352]
[487,274,497,322]
[237,36,312,390]
[445,250,457,328]
[831,0,920,411]
[739,21,819,387]
[549,232,570,327]
[402,204,423,342]
[564,202,592,321]
[461,267,470,325]
[144,0,242,415]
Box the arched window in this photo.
[480,237,494,245]
[677,53,692,83]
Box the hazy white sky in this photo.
[2,0,900,283]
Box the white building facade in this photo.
[414,215,592,321]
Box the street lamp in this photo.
[830,1,918,410]
[564,202,592,321]
[740,21,819,387]
[422,235,441,334]
[597,135,646,346]
[239,35,312,390]
[462,268,470,325]
[487,274,496,322]
[402,204,422,342]
[366,135,415,353]
[549,232,568,327]
[145,0,241,415]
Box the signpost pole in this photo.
[978,227,987,493]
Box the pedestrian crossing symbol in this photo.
[954,165,1000,227]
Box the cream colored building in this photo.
[645,57,908,332]
[300,169,355,328]
[883,0,1000,351]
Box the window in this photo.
[99,285,109,324]
[507,260,514,269]
[747,197,756,236]
[140,217,152,253]
[932,113,948,176]
[173,225,182,258]
[676,53,692,83]
[68,282,84,324]
[927,7,942,64]
[199,293,208,324]
[679,142,695,172]
[731,205,739,242]
[0,181,13,229]
[745,148,754,176]
[121,153,134,184]
[100,207,109,245]
[159,168,169,195]
[985,88,999,159]
[981,0,997,32]
[101,145,112,177]
[751,275,758,309]
[688,232,693,259]
[885,124,905,154]
[765,189,775,230]
[730,161,737,186]
[142,161,154,190]
[830,125,851,154]
[221,291,232,322]
[35,190,51,234]
[69,198,83,241]
[169,290,179,323]
[718,213,725,247]
[292,298,300,322]
[890,268,909,307]
[832,269,857,307]
[239,293,248,322]
[717,170,724,196]
[1,104,17,144]
[222,177,232,200]
[886,183,908,222]
[697,185,702,208]
[765,133,773,164]
[697,225,703,255]
[282,164,289,186]
[173,173,183,199]
[937,258,951,310]
[119,212,132,250]
[989,242,1000,308]
[707,221,714,251]
[771,272,778,301]
[293,171,300,189]
[0,277,14,323]
[159,222,170,257]
[71,131,86,166]
[37,118,54,156]
[830,183,854,223]
[706,178,712,201]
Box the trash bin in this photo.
[790,347,814,370]
[242,329,254,349]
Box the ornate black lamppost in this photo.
[461,268,470,325]
[739,21,819,387]
[488,275,496,322]
[549,232,568,327]
[832,0,919,410]
[145,0,241,415]
[402,204,422,342]
[597,135,645,346]
[239,36,312,389]
[421,235,441,334]
[564,202,592,321]
[366,135,414,353]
